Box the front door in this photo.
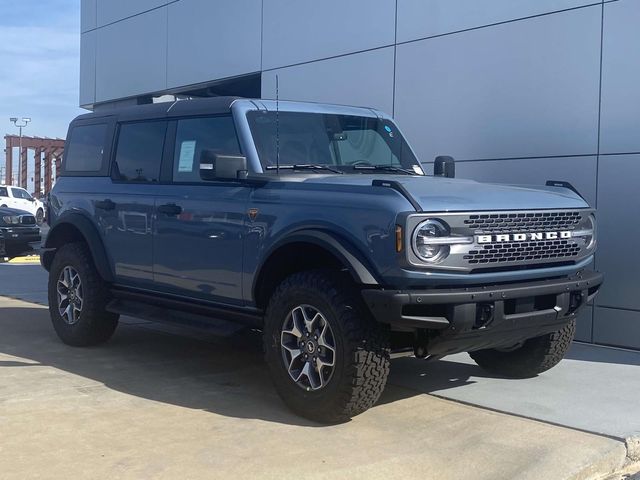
[153,115,250,305]
[10,187,33,213]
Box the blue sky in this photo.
[0,0,84,141]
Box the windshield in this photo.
[246,111,422,174]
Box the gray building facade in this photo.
[80,0,640,349]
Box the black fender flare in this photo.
[43,213,114,282]
[254,229,380,293]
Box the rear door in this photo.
[94,120,167,286]
[153,115,251,305]
[0,186,13,207]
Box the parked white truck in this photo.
[0,185,45,224]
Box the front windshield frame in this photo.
[245,110,423,175]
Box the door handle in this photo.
[157,203,183,216]
[95,199,116,211]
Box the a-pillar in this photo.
[5,138,12,185]
[44,148,52,194]
[34,148,42,195]
[20,146,28,190]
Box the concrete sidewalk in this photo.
[0,295,632,479]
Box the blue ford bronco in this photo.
[42,97,602,422]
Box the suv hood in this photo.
[299,174,589,212]
[0,207,32,216]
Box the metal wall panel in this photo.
[167,0,262,89]
[262,47,395,114]
[95,7,168,102]
[575,306,593,343]
[80,31,97,107]
[397,0,600,43]
[262,0,395,70]
[395,6,601,162]
[453,156,598,207]
[600,0,640,154]
[594,307,640,349]
[81,0,97,32]
[96,0,168,27]
[594,154,640,311]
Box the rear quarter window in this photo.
[64,123,108,173]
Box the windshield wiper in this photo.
[266,164,344,174]
[353,164,416,175]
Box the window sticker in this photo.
[178,140,196,172]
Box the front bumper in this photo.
[362,270,603,356]
[0,227,41,253]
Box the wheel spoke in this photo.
[318,321,335,355]
[283,308,304,339]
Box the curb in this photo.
[570,441,627,480]
[6,255,40,264]
[627,435,640,463]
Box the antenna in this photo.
[276,74,280,175]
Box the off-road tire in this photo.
[48,242,119,346]
[469,320,576,378]
[264,270,390,423]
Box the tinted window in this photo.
[11,188,31,199]
[113,121,167,182]
[65,124,107,172]
[0,187,7,197]
[173,116,241,182]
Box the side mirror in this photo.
[199,151,248,181]
[434,155,455,178]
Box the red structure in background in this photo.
[3,135,65,195]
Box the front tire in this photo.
[469,320,576,378]
[264,270,390,423]
[48,242,119,346]
[36,208,44,225]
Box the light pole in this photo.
[10,117,31,187]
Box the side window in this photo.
[11,188,29,199]
[0,187,7,197]
[113,121,167,183]
[172,116,241,182]
[64,123,108,172]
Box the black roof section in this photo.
[72,96,241,123]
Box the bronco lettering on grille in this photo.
[476,231,572,244]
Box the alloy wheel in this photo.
[57,266,83,325]
[280,305,336,391]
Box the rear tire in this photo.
[264,270,390,423]
[469,320,576,378]
[48,242,119,346]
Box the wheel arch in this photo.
[42,214,114,282]
[252,229,379,310]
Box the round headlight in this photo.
[585,213,596,249]
[412,219,450,262]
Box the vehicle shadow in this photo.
[1,304,496,425]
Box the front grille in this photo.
[464,211,582,234]
[406,209,593,272]
[20,215,36,225]
[464,239,581,265]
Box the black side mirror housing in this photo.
[200,151,248,181]
[434,155,455,178]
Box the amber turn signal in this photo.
[395,225,403,252]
